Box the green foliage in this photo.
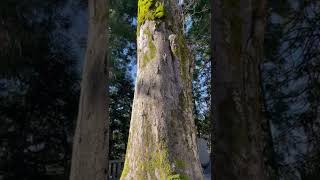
[184,0,211,140]
[0,1,80,180]
[0,0,65,77]
[108,0,136,160]
[263,0,320,179]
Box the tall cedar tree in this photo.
[69,0,109,179]
[120,0,204,179]
[212,0,277,179]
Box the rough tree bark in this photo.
[120,0,203,179]
[69,0,109,180]
[212,0,276,179]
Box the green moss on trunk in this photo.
[137,0,165,33]
[120,137,131,179]
[141,28,157,68]
[121,110,190,179]
[171,32,189,82]
[167,174,189,180]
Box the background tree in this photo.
[212,0,277,179]
[69,0,109,179]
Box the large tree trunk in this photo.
[212,0,276,179]
[69,0,109,180]
[120,0,203,179]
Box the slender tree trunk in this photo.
[120,0,203,179]
[69,0,109,180]
[212,0,276,179]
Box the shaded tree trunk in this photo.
[212,0,276,179]
[69,0,109,180]
[120,0,203,179]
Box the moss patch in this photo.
[128,112,173,179]
[136,141,173,179]
[171,32,189,81]
[174,159,186,169]
[141,28,157,68]
[138,0,166,32]
[120,138,131,179]
[167,174,189,180]
[121,111,190,179]
[120,160,129,179]
[120,104,190,179]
